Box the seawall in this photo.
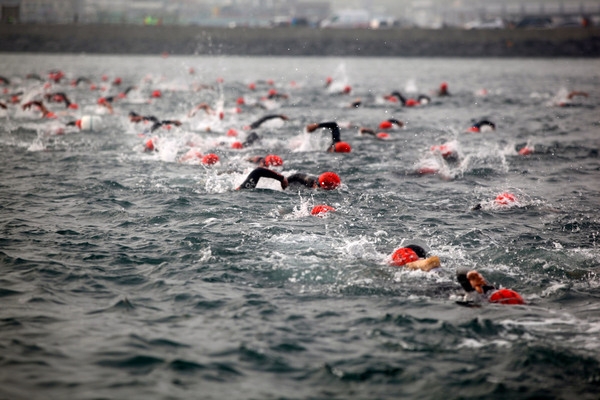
[1,24,599,57]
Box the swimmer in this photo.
[349,98,362,108]
[385,91,430,107]
[236,167,340,191]
[266,89,289,100]
[389,244,441,272]
[358,128,389,140]
[149,119,182,133]
[467,120,495,133]
[230,131,262,149]
[306,121,352,153]
[247,154,284,167]
[0,76,10,85]
[44,92,78,109]
[117,86,137,99]
[0,101,7,109]
[247,114,289,129]
[456,268,525,306]
[97,96,115,114]
[188,102,214,117]
[71,77,91,86]
[22,100,56,119]
[128,111,159,124]
[437,82,450,96]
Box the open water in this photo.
[0,54,599,400]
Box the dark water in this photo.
[1,54,599,400]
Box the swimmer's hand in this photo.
[280,177,288,190]
[306,123,319,132]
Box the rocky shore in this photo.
[1,24,599,57]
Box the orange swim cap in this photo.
[391,247,419,266]
[263,154,283,167]
[495,192,517,206]
[334,142,352,153]
[318,172,341,190]
[489,288,524,305]
[311,204,336,216]
[202,153,219,165]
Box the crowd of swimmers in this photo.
[2,69,588,308]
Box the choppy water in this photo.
[1,54,599,400]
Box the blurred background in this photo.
[1,0,599,29]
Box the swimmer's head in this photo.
[231,141,244,149]
[494,192,517,206]
[318,172,341,190]
[201,153,219,165]
[311,204,335,216]
[405,244,427,258]
[390,247,419,267]
[379,120,393,129]
[489,288,525,305]
[263,154,283,167]
[334,142,352,153]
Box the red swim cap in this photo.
[68,103,79,110]
[145,139,155,152]
[467,126,480,133]
[151,90,162,98]
[268,89,277,96]
[495,192,517,206]
[226,129,238,137]
[489,288,524,305]
[334,142,352,153]
[405,98,418,107]
[231,141,244,149]
[248,83,256,90]
[311,204,336,216]
[318,172,341,190]
[236,97,245,105]
[263,154,283,167]
[391,247,419,266]
[430,144,454,158]
[379,120,393,129]
[376,132,390,139]
[75,119,82,129]
[518,147,533,156]
[343,85,352,94]
[202,153,219,165]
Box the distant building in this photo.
[20,0,80,23]
[0,0,20,23]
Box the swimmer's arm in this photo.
[403,256,441,272]
[236,167,287,190]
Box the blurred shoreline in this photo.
[1,24,599,57]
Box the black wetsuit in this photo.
[287,173,317,188]
[249,114,286,129]
[238,167,285,189]
[313,122,342,152]
[237,168,317,190]
[472,120,496,130]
